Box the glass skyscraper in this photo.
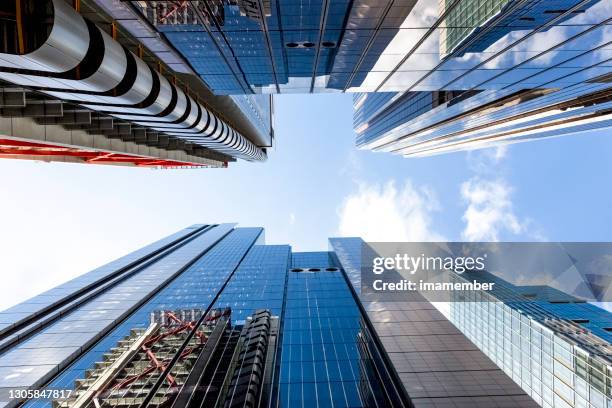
[2,0,609,164]
[447,270,612,408]
[439,0,598,57]
[0,224,542,408]
[125,0,416,94]
[0,0,274,168]
[350,0,612,157]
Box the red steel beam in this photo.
[0,138,208,168]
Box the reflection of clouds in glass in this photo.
[593,302,612,312]
[356,1,439,91]
[565,0,612,24]
[484,244,612,302]
[478,20,609,74]
[359,0,610,92]
[498,265,588,301]
[484,29,568,69]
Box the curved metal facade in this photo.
[0,0,266,162]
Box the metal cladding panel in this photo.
[166,89,188,122]
[0,72,48,88]
[140,95,203,129]
[0,28,127,93]
[149,74,175,116]
[181,96,201,128]
[69,57,155,107]
[175,107,211,134]
[0,0,88,71]
[77,31,128,92]
[0,0,266,162]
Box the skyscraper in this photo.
[447,269,612,408]
[0,0,272,168]
[0,224,539,408]
[352,0,612,157]
[439,0,599,57]
[121,0,417,94]
[86,0,612,156]
[2,0,609,164]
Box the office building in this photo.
[447,269,612,408]
[2,0,610,162]
[121,0,416,94]
[99,0,612,156]
[0,0,273,168]
[0,224,538,407]
[353,0,612,157]
[439,0,599,57]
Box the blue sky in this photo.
[1,93,612,310]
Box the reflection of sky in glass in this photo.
[350,0,611,157]
[354,0,610,93]
[150,0,612,157]
[154,0,609,94]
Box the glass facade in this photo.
[344,0,612,156]
[353,92,436,147]
[440,0,600,57]
[279,252,390,407]
[15,224,254,406]
[230,94,274,145]
[132,0,610,101]
[330,238,540,407]
[441,0,514,56]
[135,0,414,94]
[4,226,598,408]
[448,270,612,408]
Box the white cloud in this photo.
[467,145,509,173]
[289,213,296,225]
[492,145,508,162]
[460,178,525,241]
[337,180,444,241]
